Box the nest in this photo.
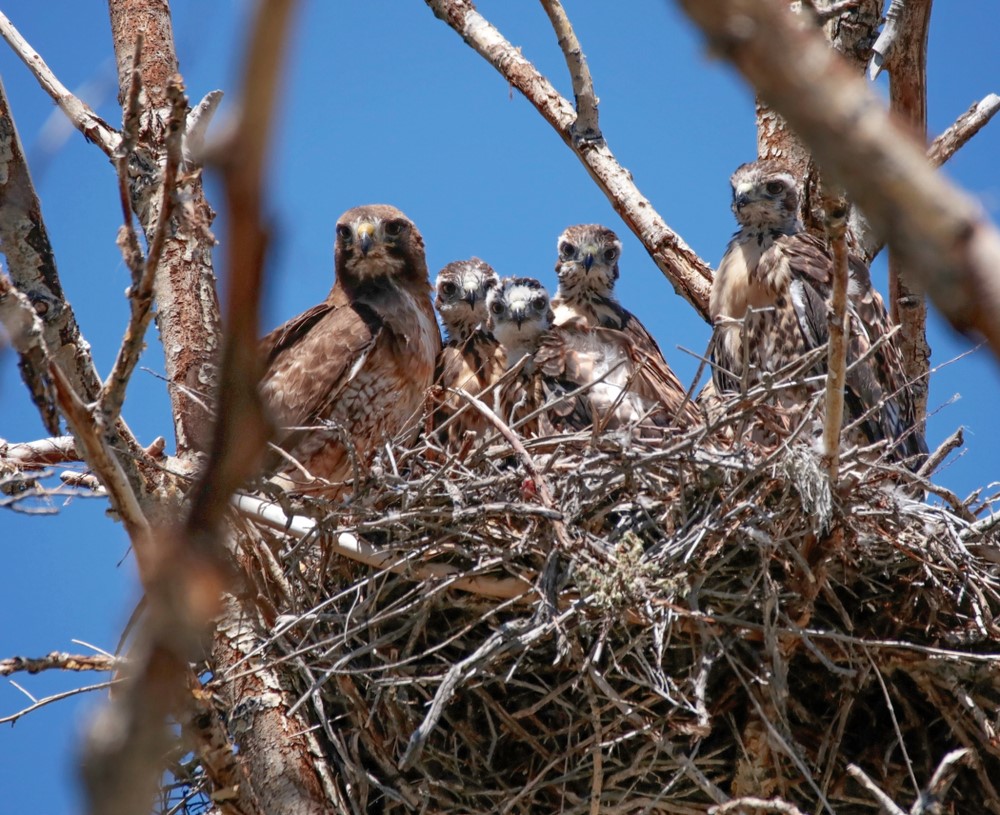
[183,391,1000,815]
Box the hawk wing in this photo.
[758,233,926,462]
[259,299,382,468]
[617,309,697,426]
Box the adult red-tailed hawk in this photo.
[432,258,504,447]
[542,224,697,430]
[710,160,927,465]
[259,204,441,495]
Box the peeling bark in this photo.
[211,596,338,815]
[107,0,222,459]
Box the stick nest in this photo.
[198,402,1000,815]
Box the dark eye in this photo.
[603,247,619,263]
[559,242,575,259]
[532,295,547,310]
[384,219,407,238]
[441,281,457,297]
[765,181,785,195]
[336,224,352,241]
[490,301,504,315]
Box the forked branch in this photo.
[426,0,713,319]
[0,11,121,155]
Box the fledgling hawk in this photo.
[432,258,504,447]
[541,224,697,431]
[486,276,572,435]
[710,160,927,466]
[259,204,442,495]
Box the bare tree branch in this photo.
[846,763,908,815]
[234,493,534,601]
[821,191,850,483]
[885,0,932,429]
[0,11,121,155]
[426,0,713,319]
[0,435,79,469]
[1,652,120,676]
[99,76,187,424]
[926,93,1000,168]
[676,0,1000,361]
[538,0,600,143]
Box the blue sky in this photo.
[1,2,997,812]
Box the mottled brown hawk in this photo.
[432,258,504,447]
[541,224,697,430]
[486,276,568,435]
[259,204,441,495]
[710,160,927,465]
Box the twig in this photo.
[99,75,187,424]
[821,191,849,483]
[232,493,534,601]
[1,652,120,677]
[113,36,145,289]
[538,0,600,143]
[913,748,971,814]
[676,0,1000,361]
[847,763,908,815]
[0,11,121,155]
[425,0,713,319]
[0,680,118,726]
[710,798,807,815]
[927,94,1000,168]
[917,426,963,479]
[49,362,152,549]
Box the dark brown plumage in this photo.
[711,160,927,465]
[259,204,441,495]
[545,224,697,430]
[432,258,504,447]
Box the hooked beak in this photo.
[511,307,526,328]
[462,290,478,306]
[733,193,751,211]
[357,222,375,256]
[583,252,595,271]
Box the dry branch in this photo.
[1,652,120,676]
[426,0,713,319]
[927,94,1000,168]
[0,435,78,468]
[0,11,121,154]
[538,0,599,143]
[676,0,1000,361]
[821,192,849,483]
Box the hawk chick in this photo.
[711,160,927,466]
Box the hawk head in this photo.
[554,224,621,301]
[729,160,801,232]
[435,257,500,342]
[487,276,554,367]
[334,204,428,288]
